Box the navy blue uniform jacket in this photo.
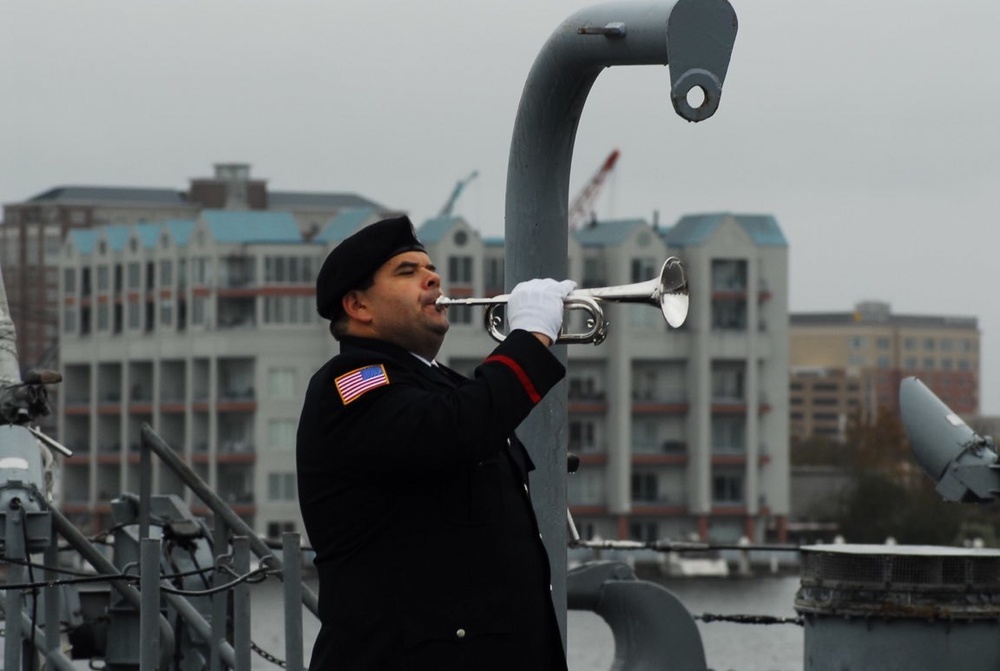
[297,330,569,670]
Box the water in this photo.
[251,575,804,671]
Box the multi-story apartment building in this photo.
[1,163,391,372]
[790,300,980,443]
[56,209,790,544]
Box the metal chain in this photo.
[695,613,803,626]
[250,639,287,668]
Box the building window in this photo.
[711,259,747,291]
[849,336,867,350]
[160,300,173,328]
[711,299,747,331]
[267,473,297,501]
[940,339,953,352]
[448,256,473,284]
[904,337,917,350]
[876,337,890,349]
[44,233,61,261]
[711,364,744,401]
[63,307,77,334]
[712,416,745,453]
[97,303,109,332]
[63,268,76,294]
[569,420,597,452]
[160,260,173,288]
[264,297,320,325]
[448,304,473,325]
[569,377,600,401]
[633,419,658,454]
[631,472,659,503]
[631,258,658,283]
[267,419,297,451]
[127,302,141,330]
[192,296,206,326]
[582,257,605,288]
[268,368,297,399]
[712,472,744,504]
[924,338,936,351]
[125,261,142,291]
[485,258,504,291]
[193,257,213,286]
[97,266,110,292]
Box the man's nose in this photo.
[423,268,441,288]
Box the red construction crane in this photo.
[568,149,620,230]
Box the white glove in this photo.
[507,278,577,341]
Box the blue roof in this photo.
[314,208,376,243]
[418,215,461,243]
[67,229,99,255]
[103,224,132,252]
[163,219,196,246]
[200,210,302,243]
[573,219,647,247]
[665,213,787,248]
[134,222,162,249]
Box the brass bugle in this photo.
[435,257,689,345]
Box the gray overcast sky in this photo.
[3,0,999,412]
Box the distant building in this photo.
[0,163,393,373]
[789,301,980,443]
[54,209,791,545]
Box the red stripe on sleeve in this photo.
[485,355,541,404]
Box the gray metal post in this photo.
[139,432,152,541]
[283,533,305,671]
[140,538,161,671]
[232,536,252,671]
[43,529,60,656]
[4,504,25,671]
[210,516,229,671]
[505,0,736,643]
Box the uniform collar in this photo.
[339,336,439,370]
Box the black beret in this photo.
[316,216,426,320]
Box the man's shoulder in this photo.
[307,340,428,406]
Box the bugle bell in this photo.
[435,257,689,345]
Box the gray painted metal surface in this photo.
[901,376,1000,502]
[568,561,708,670]
[797,544,1000,670]
[504,0,736,643]
[140,538,162,671]
[283,534,306,671]
[140,423,319,617]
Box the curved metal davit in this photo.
[503,0,737,644]
[796,544,1000,671]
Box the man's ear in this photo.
[341,290,373,324]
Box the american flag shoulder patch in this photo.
[335,364,390,405]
